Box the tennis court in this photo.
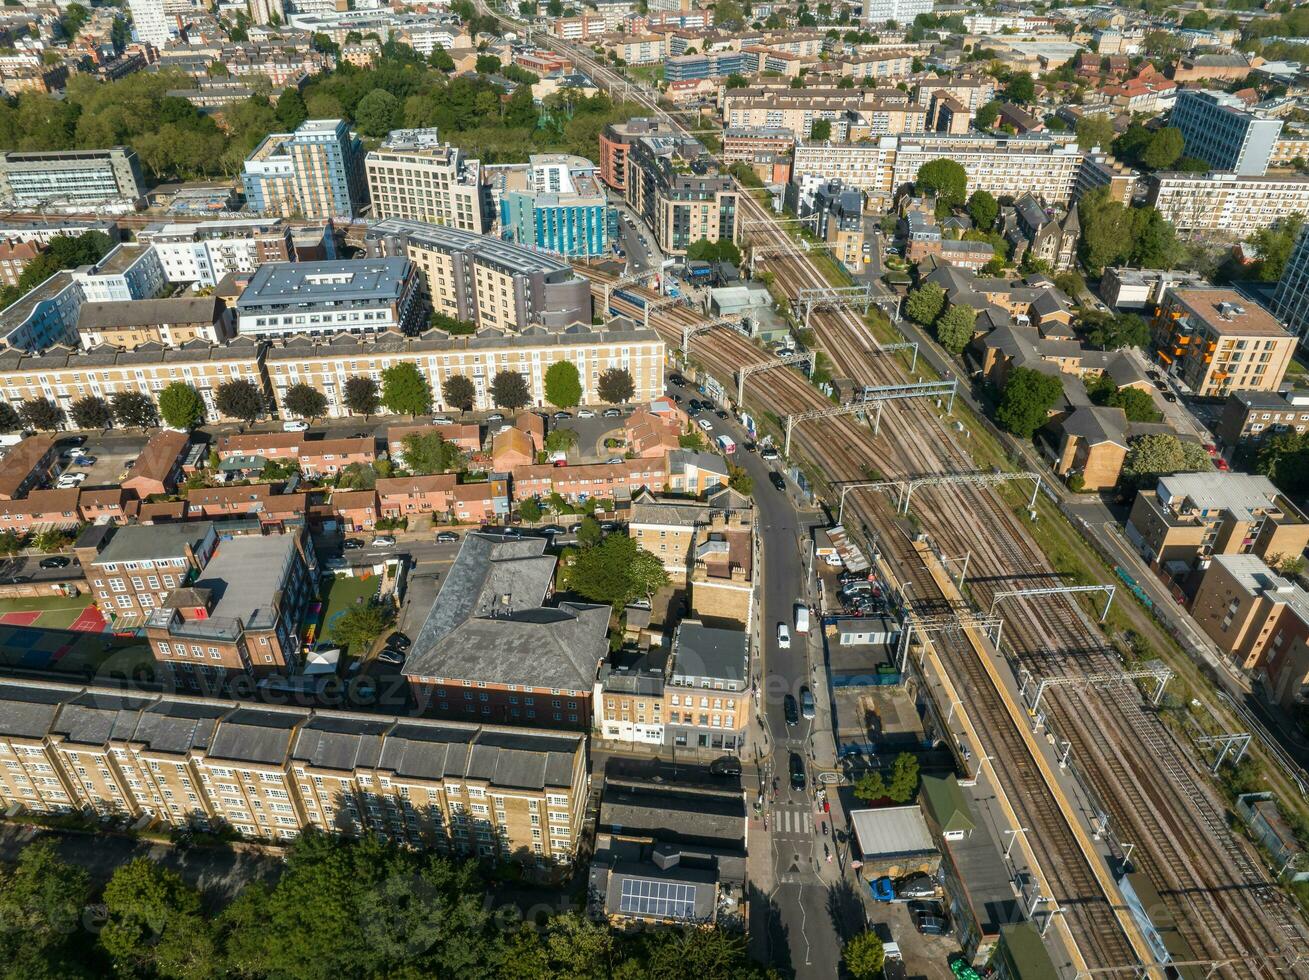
[0,594,101,631]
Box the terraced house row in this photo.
[0,678,587,865]
[0,318,666,421]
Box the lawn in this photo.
[318,573,382,642]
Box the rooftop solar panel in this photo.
[617,877,697,919]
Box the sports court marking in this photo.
[69,605,107,633]
[0,611,42,626]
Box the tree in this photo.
[158,383,205,431]
[335,462,377,490]
[1003,70,1034,103]
[915,158,967,209]
[343,376,381,418]
[381,362,433,417]
[69,395,111,430]
[726,73,749,88]
[974,100,1000,129]
[329,601,395,653]
[491,370,531,410]
[727,463,753,495]
[886,751,919,802]
[401,432,463,475]
[1105,386,1162,423]
[568,534,668,605]
[284,383,328,420]
[905,282,946,325]
[967,189,998,231]
[843,932,886,980]
[1123,433,1211,489]
[101,859,216,980]
[475,54,502,74]
[215,378,265,425]
[935,304,976,354]
[810,119,832,140]
[544,361,582,408]
[442,374,477,413]
[0,402,19,433]
[597,367,635,404]
[430,45,456,71]
[1248,214,1304,282]
[1075,113,1115,151]
[429,310,477,334]
[1086,311,1149,351]
[576,515,603,548]
[0,840,92,973]
[276,89,308,131]
[110,390,158,429]
[19,398,62,432]
[355,89,401,138]
[995,367,1062,439]
[1141,126,1184,171]
[519,497,542,522]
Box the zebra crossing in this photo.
[772,806,816,837]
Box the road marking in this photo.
[774,806,814,836]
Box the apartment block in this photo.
[599,117,674,192]
[1125,472,1309,573]
[76,296,230,349]
[721,128,796,165]
[629,487,752,584]
[1150,287,1293,397]
[0,434,56,500]
[262,321,663,417]
[76,521,219,629]
[404,533,609,729]
[1190,555,1309,709]
[1099,266,1210,311]
[1216,390,1309,448]
[145,529,319,690]
[1170,90,1282,177]
[234,259,423,340]
[624,133,737,256]
[0,678,587,865]
[664,621,749,751]
[136,219,316,289]
[70,244,166,305]
[0,239,43,287]
[838,51,916,82]
[365,218,592,333]
[863,0,932,26]
[1146,171,1309,238]
[243,119,367,220]
[0,146,145,208]
[0,272,84,351]
[663,50,746,81]
[0,337,266,424]
[494,154,615,259]
[1272,225,1309,348]
[365,128,488,233]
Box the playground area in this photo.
[0,593,106,632]
[304,573,382,648]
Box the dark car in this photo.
[603,408,622,417]
[343,538,364,550]
[715,409,728,419]
[669,374,686,387]
[599,521,618,532]
[537,524,566,537]
[552,411,572,420]
[769,471,786,491]
[742,441,757,452]
[671,393,684,403]
[375,649,405,666]
[688,398,703,413]
[1163,392,1178,403]
[39,556,70,569]
[436,531,459,543]
[908,900,945,919]
[709,755,742,777]
[895,872,937,899]
[783,694,799,726]
[914,913,950,936]
[567,523,583,533]
[386,632,411,651]
[788,752,806,790]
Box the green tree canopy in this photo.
[905,281,946,326]
[1141,126,1184,171]
[110,390,158,429]
[158,382,205,430]
[1123,433,1212,489]
[1003,70,1034,103]
[597,367,635,404]
[430,310,477,334]
[491,370,531,410]
[544,360,583,408]
[1247,214,1304,282]
[0,402,19,433]
[843,932,887,980]
[284,383,329,420]
[70,395,112,430]
[915,158,967,209]
[967,189,998,231]
[19,398,63,432]
[1084,310,1150,351]
[381,362,433,417]
[568,534,668,605]
[935,303,976,354]
[810,118,832,140]
[276,88,308,129]
[974,100,1001,129]
[100,858,216,980]
[1075,113,1115,150]
[355,88,402,137]
[344,376,380,418]
[995,367,1062,438]
[401,431,464,475]
[215,378,265,425]
[329,601,394,652]
[442,374,477,412]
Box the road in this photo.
[678,386,856,977]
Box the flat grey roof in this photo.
[237,259,411,310]
[193,533,298,624]
[850,805,936,858]
[77,296,220,331]
[94,521,213,566]
[671,622,748,683]
[367,217,575,279]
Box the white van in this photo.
[715,433,736,454]
[794,603,810,634]
[777,623,791,649]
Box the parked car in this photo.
[895,872,937,899]
[769,472,786,491]
[800,686,815,719]
[908,900,945,919]
[914,914,949,936]
[603,408,622,417]
[1163,392,1178,403]
[606,456,624,464]
[783,694,799,726]
[56,473,86,487]
[39,556,70,569]
[697,418,714,431]
[709,755,742,777]
[375,649,405,666]
[282,420,309,432]
[777,622,791,648]
[688,399,703,412]
[73,455,96,466]
[370,535,397,547]
[538,524,566,537]
[577,409,596,418]
[552,411,572,420]
[760,446,780,460]
[715,409,728,419]
[485,413,504,422]
[869,877,895,902]
[669,374,686,387]
[343,538,364,550]
[386,631,411,651]
[436,531,460,543]
[788,751,806,790]
[432,416,453,425]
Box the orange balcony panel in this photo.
[1157,350,1173,364]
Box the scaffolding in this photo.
[901,470,1042,516]
[680,314,747,355]
[782,380,957,454]
[736,350,817,403]
[989,584,1116,623]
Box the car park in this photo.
[769,472,786,491]
[343,538,363,550]
[784,694,799,726]
[788,752,806,790]
[370,535,396,547]
[436,531,459,543]
[777,622,791,648]
[603,408,622,417]
[709,755,742,777]
[282,420,309,432]
[39,556,70,569]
